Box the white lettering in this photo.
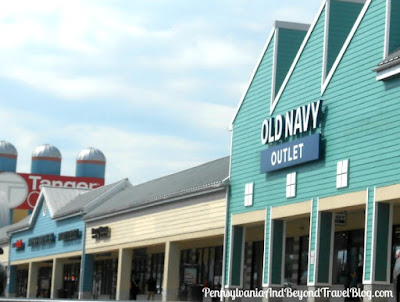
[29,175,42,191]
[261,120,269,144]
[63,181,76,188]
[51,180,63,187]
[77,182,89,189]
[285,111,293,138]
[39,179,51,190]
[271,152,277,166]
[268,118,275,143]
[301,103,311,131]
[275,115,283,141]
[311,100,321,129]
[293,107,303,135]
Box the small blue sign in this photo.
[260,133,321,173]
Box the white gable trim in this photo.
[229,28,275,130]
[321,0,371,94]
[270,0,327,115]
[322,0,331,82]
[270,28,279,103]
[384,0,391,58]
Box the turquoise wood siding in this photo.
[317,211,332,284]
[389,0,400,53]
[275,28,307,96]
[308,199,318,284]
[364,188,374,282]
[228,0,399,287]
[224,32,275,280]
[327,0,363,75]
[10,201,84,261]
[263,208,271,285]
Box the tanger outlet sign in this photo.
[260,100,322,173]
[0,172,104,210]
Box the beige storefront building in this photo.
[81,157,229,301]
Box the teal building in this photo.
[224,0,400,300]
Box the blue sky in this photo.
[0,0,321,184]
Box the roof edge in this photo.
[274,21,310,32]
[84,184,227,222]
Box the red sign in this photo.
[0,172,104,210]
[12,240,24,249]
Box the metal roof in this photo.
[32,144,62,159]
[77,147,106,162]
[375,48,400,71]
[3,215,31,238]
[0,141,17,156]
[84,156,230,220]
[52,179,131,219]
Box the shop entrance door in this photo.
[332,229,364,287]
[37,266,52,298]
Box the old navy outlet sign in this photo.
[261,134,321,172]
[260,100,322,173]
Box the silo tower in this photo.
[76,147,106,179]
[31,144,62,175]
[0,141,17,172]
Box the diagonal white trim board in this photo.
[271,0,327,115]
[321,0,371,94]
[229,28,275,130]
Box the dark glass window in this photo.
[332,230,364,286]
[251,241,264,290]
[285,237,295,284]
[63,263,80,298]
[150,253,164,294]
[298,236,309,285]
[16,269,28,297]
[94,259,118,299]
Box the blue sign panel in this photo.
[260,133,321,173]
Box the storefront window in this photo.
[132,248,147,294]
[298,236,309,285]
[93,259,118,299]
[179,246,223,298]
[285,237,295,285]
[63,263,80,298]
[332,230,364,286]
[37,266,52,298]
[251,241,263,290]
[150,253,164,294]
[15,269,28,297]
[391,225,400,282]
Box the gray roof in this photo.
[43,187,89,217]
[3,215,31,237]
[52,179,131,219]
[84,156,230,220]
[375,48,400,71]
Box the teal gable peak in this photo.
[230,21,310,130]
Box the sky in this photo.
[0,0,322,185]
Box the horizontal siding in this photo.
[0,245,9,264]
[275,28,307,95]
[10,201,84,262]
[229,0,400,217]
[389,0,400,53]
[327,0,363,73]
[86,195,226,251]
